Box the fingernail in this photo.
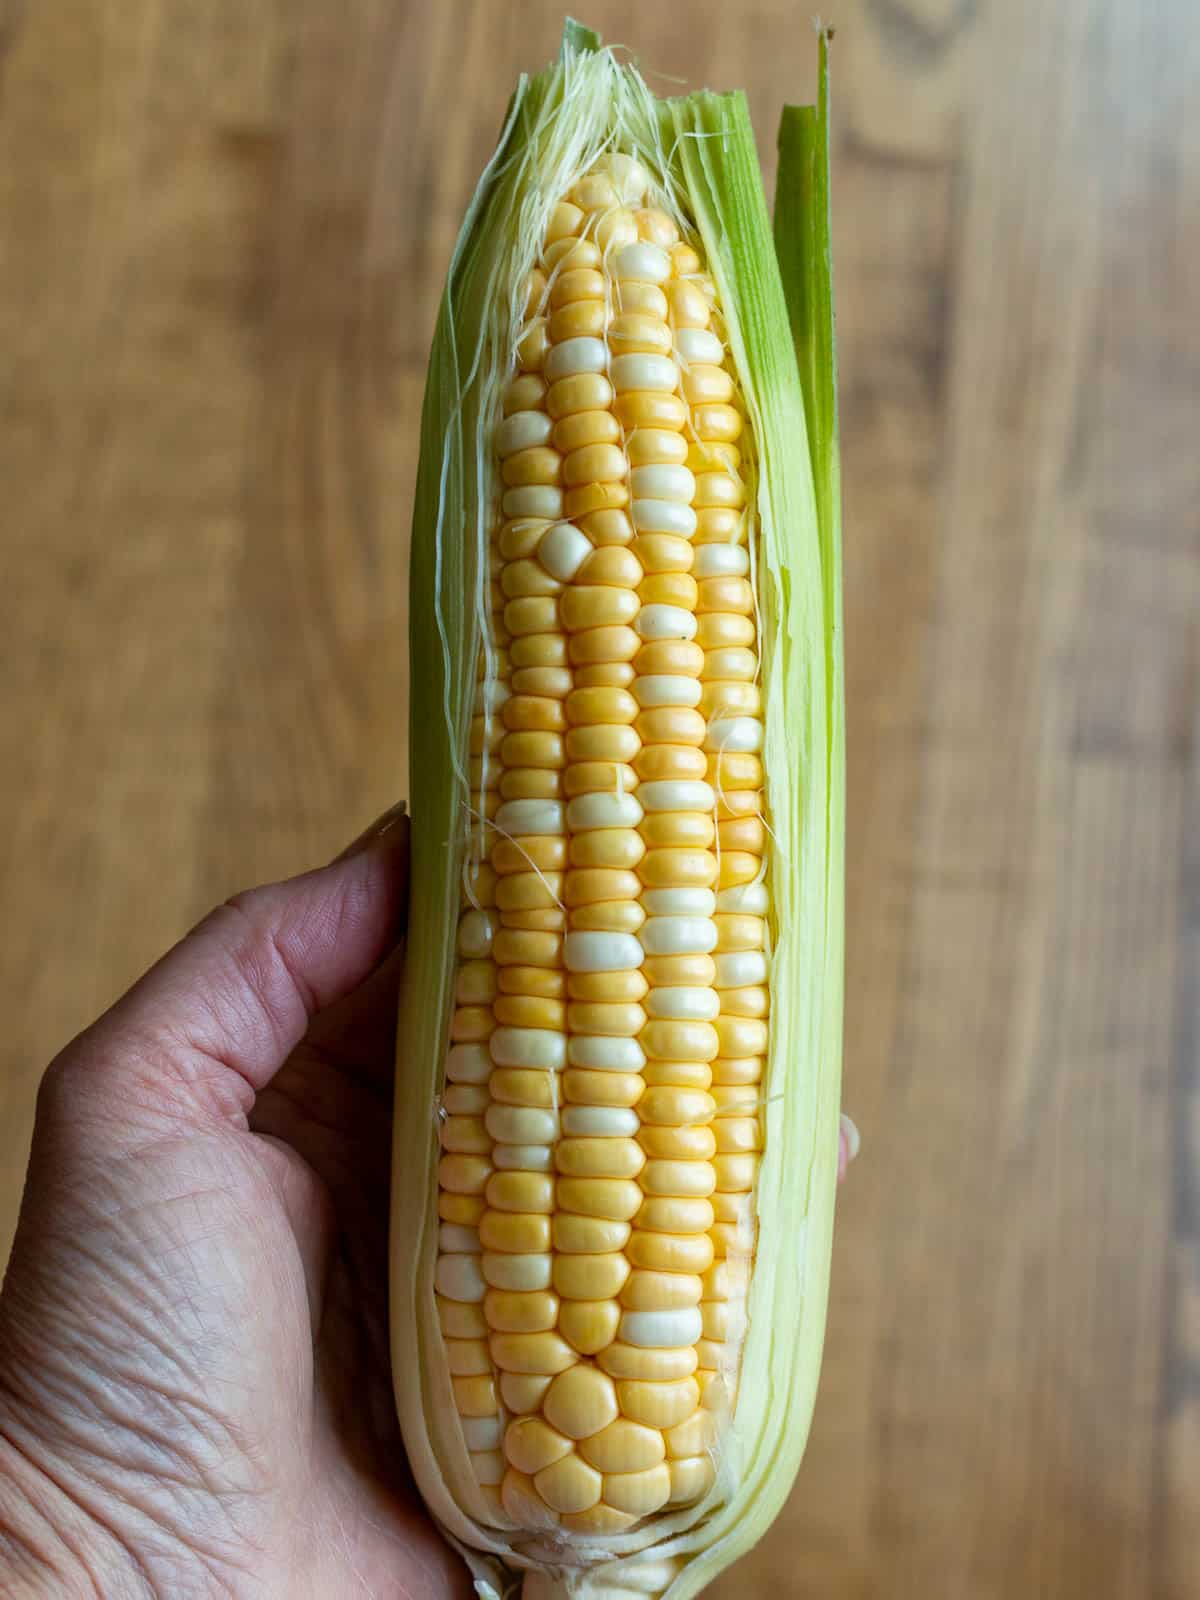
[334,800,408,862]
[839,1113,861,1170]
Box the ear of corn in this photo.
[393,23,843,1600]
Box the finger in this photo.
[838,1113,861,1182]
[330,798,407,862]
[45,812,410,1143]
[302,941,406,1092]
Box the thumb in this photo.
[40,806,410,1155]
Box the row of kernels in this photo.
[702,1028,760,1350]
[628,449,718,1477]
[444,905,506,1491]
[705,844,766,1265]
[635,250,756,1488]
[449,521,515,1483]
[609,178,730,1516]
[616,249,693,552]
[456,184,573,1530]
[490,327,583,1433]
[519,204,640,1463]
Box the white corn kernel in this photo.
[545,336,609,382]
[714,950,769,987]
[497,410,554,457]
[641,887,716,916]
[446,1043,494,1084]
[492,1143,556,1172]
[619,1307,704,1348]
[610,354,678,393]
[644,988,721,1022]
[567,1035,647,1071]
[692,544,749,578]
[640,917,718,956]
[538,522,594,581]
[674,327,725,364]
[563,931,645,972]
[438,1223,482,1253]
[631,500,698,538]
[638,780,715,812]
[704,716,763,753]
[715,882,769,914]
[566,792,645,830]
[457,910,496,958]
[490,1028,568,1070]
[604,154,649,205]
[613,242,672,283]
[494,799,566,836]
[561,1106,641,1137]
[635,604,698,641]
[436,1254,487,1301]
[461,1415,503,1450]
[630,464,695,503]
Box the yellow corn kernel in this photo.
[568,831,645,872]
[500,1373,554,1415]
[534,1453,603,1514]
[620,1271,703,1311]
[439,1295,488,1337]
[603,1464,672,1516]
[613,391,688,431]
[453,1375,499,1417]
[489,1331,577,1375]
[484,1290,560,1333]
[566,967,648,1002]
[640,1062,713,1090]
[637,1123,717,1160]
[635,746,708,782]
[625,1231,715,1275]
[552,1213,632,1253]
[505,1416,573,1475]
[614,280,669,319]
[553,410,620,452]
[597,1342,700,1381]
[558,1299,622,1355]
[616,1377,701,1429]
[568,905,646,938]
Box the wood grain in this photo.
[1,2,1196,1595]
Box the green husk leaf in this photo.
[561,17,602,56]
[394,25,843,1600]
[775,54,845,1479]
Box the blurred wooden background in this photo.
[1,1,1196,1594]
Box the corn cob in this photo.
[394,23,843,1600]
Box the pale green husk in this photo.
[392,24,843,1600]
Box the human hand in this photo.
[0,806,470,1598]
[0,808,859,1597]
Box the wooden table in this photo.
[1,2,1196,1594]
